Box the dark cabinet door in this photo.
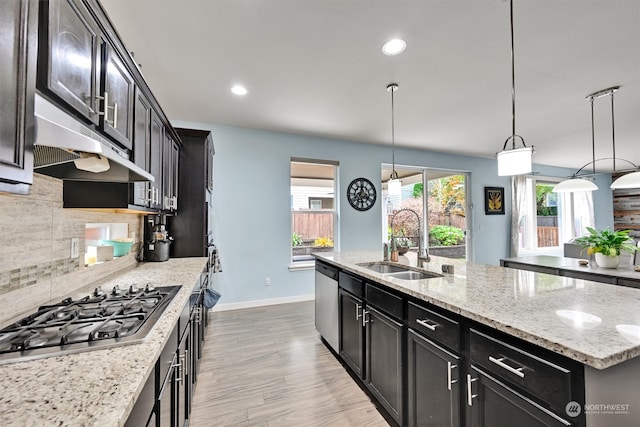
[407,329,461,427]
[176,328,189,427]
[161,132,179,211]
[157,355,177,427]
[0,0,36,194]
[101,43,134,149]
[148,109,163,210]
[132,88,151,207]
[339,289,364,379]
[467,366,574,427]
[41,0,101,124]
[365,306,403,426]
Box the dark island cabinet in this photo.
[325,266,587,427]
[467,366,574,427]
[339,288,364,378]
[365,305,404,426]
[408,329,461,427]
[0,0,37,194]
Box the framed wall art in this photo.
[484,186,505,215]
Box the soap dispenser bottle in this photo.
[390,237,399,262]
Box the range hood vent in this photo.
[33,94,154,183]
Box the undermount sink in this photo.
[359,263,408,274]
[357,262,443,280]
[386,270,441,280]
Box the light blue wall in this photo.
[173,120,613,305]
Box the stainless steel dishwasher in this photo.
[315,261,339,352]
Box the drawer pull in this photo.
[355,304,362,320]
[447,362,457,391]
[489,356,526,378]
[416,318,438,331]
[466,374,478,406]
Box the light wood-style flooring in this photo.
[189,301,389,426]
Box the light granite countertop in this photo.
[314,251,640,370]
[0,257,207,427]
[501,255,640,283]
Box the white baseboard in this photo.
[210,293,315,312]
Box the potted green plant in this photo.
[573,227,638,268]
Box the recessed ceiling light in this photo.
[231,85,248,96]
[382,38,406,56]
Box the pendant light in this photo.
[552,95,599,193]
[553,86,638,192]
[387,83,402,197]
[496,0,534,176]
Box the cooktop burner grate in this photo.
[0,284,180,363]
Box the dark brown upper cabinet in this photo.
[39,0,134,151]
[39,0,102,125]
[101,43,134,150]
[0,0,37,194]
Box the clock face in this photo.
[347,178,377,211]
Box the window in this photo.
[381,165,470,261]
[290,159,338,267]
[517,176,594,255]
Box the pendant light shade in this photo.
[552,178,599,193]
[497,146,533,176]
[496,0,534,176]
[611,171,640,189]
[386,83,402,197]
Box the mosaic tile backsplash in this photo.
[0,174,143,324]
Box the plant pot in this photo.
[594,253,619,269]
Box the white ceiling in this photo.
[101,0,640,172]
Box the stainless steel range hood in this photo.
[33,93,154,182]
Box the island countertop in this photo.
[314,251,640,370]
[0,257,207,427]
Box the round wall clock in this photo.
[347,177,377,211]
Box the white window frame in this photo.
[290,158,339,270]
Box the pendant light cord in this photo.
[591,97,596,174]
[610,91,616,171]
[510,0,516,146]
[388,83,399,180]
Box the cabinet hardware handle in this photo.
[416,318,438,331]
[447,362,458,391]
[466,374,478,406]
[355,304,362,320]
[95,92,106,116]
[362,310,370,327]
[489,356,526,378]
[112,102,118,129]
[172,360,183,382]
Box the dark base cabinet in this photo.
[468,366,574,427]
[330,267,586,427]
[126,272,209,426]
[339,288,364,378]
[365,306,403,426]
[408,329,461,427]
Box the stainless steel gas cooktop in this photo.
[0,284,180,364]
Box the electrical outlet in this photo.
[71,238,79,259]
[265,277,271,286]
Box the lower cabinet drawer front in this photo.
[366,283,403,321]
[470,328,574,413]
[339,271,364,298]
[408,301,460,352]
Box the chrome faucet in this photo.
[389,208,431,265]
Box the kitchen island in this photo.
[0,257,207,427]
[501,255,640,288]
[314,251,640,427]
